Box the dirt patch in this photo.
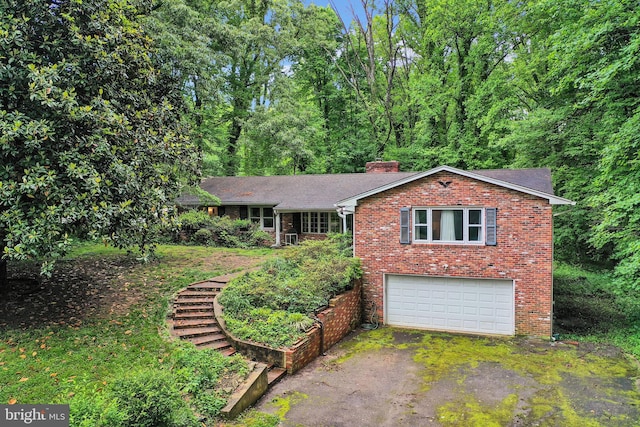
[1,256,140,329]
[0,250,267,330]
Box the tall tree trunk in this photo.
[0,257,7,294]
[226,117,242,175]
[0,233,6,293]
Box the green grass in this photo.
[0,243,273,426]
[554,262,640,358]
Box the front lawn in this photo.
[0,244,272,426]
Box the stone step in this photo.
[179,290,218,297]
[174,297,217,305]
[190,333,228,346]
[171,276,241,359]
[218,347,237,357]
[196,338,234,350]
[173,327,221,338]
[267,367,287,387]
[189,281,227,290]
[172,318,218,329]
[173,311,216,320]
[174,304,213,312]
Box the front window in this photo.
[249,207,274,229]
[413,208,483,244]
[302,211,343,234]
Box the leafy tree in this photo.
[555,0,640,289]
[239,77,326,175]
[0,0,201,288]
[145,0,230,177]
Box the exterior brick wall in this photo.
[285,329,321,373]
[284,280,362,373]
[317,279,363,349]
[353,172,554,337]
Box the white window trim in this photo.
[412,207,484,244]
[301,211,342,234]
[249,206,274,230]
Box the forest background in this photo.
[147,0,639,290]
[2,0,639,294]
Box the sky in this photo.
[304,0,367,27]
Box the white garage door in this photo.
[385,275,514,335]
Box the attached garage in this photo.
[385,275,514,336]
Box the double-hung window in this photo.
[412,208,484,244]
[249,207,274,229]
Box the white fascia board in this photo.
[335,165,575,207]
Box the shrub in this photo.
[104,369,196,427]
[172,346,249,420]
[219,236,362,348]
[178,210,218,230]
[193,228,214,245]
[170,210,273,248]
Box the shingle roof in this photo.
[177,166,572,210]
[178,172,418,210]
[472,168,555,195]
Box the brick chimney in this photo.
[365,160,400,173]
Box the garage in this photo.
[385,275,514,335]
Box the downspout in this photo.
[337,207,348,232]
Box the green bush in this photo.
[171,210,272,248]
[554,262,640,358]
[104,369,196,427]
[172,346,249,420]
[177,209,218,230]
[219,236,362,348]
[193,228,214,245]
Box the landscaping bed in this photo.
[217,234,362,350]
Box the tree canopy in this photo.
[1,0,639,291]
[0,0,200,283]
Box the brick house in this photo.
[181,161,574,337]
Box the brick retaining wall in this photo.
[215,279,362,374]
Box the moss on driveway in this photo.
[254,328,640,426]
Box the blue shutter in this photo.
[485,208,497,246]
[400,207,410,244]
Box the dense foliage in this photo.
[172,210,272,248]
[0,0,200,286]
[554,263,640,358]
[146,0,640,292]
[219,235,362,348]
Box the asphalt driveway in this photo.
[255,327,640,426]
